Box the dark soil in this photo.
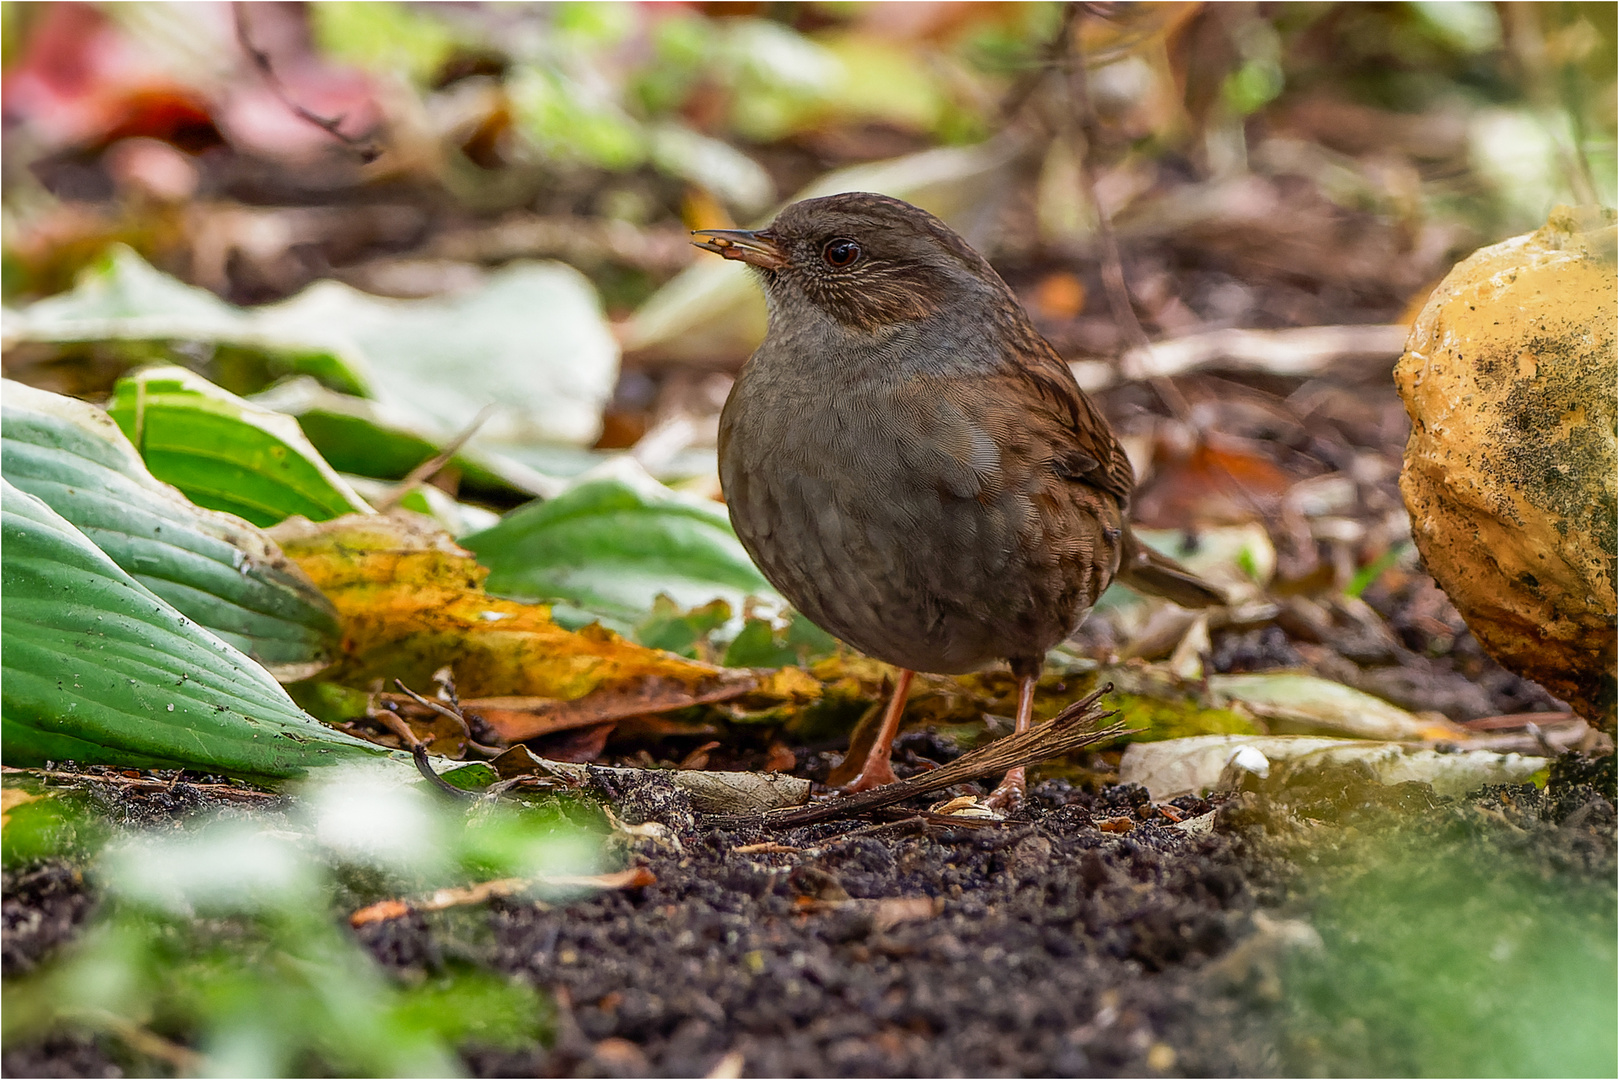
[409,755,1607,1078]
[1,862,94,979]
[3,755,1613,1078]
[459,786,1265,1078]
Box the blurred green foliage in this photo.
[1,776,606,1075]
[312,1,469,86]
[1279,825,1618,1076]
[2,785,107,870]
[296,1,1071,185]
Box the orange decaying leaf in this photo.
[268,513,756,740]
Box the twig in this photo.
[717,685,1128,828]
[349,867,656,927]
[132,378,147,457]
[0,765,278,802]
[72,1010,202,1072]
[1114,324,1411,382]
[1065,7,1145,355]
[373,405,497,511]
[996,1,1082,123]
[733,841,801,855]
[432,666,462,712]
[1460,712,1577,732]
[233,3,381,163]
[1525,721,1563,759]
[1503,4,1600,206]
[1061,4,1193,423]
[781,815,935,859]
[372,695,475,801]
[388,678,504,758]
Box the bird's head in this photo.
[692,192,1009,332]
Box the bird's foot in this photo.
[839,757,898,794]
[984,766,1026,811]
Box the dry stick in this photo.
[233,2,381,162]
[75,1010,202,1072]
[0,765,278,802]
[716,685,1130,828]
[1062,4,1194,425]
[432,666,463,713]
[1524,721,1563,759]
[1063,5,1285,536]
[389,678,505,759]
[997,1,1083,125]
[373,692,476,801]
[350,867,657,927]
[373,405,498,512]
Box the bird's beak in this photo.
[690,229,788,270]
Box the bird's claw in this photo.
[984,767,1026,811]
[839,758,898,794]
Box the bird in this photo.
[694,192,1223,805]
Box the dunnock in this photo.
[695,193,1222,805]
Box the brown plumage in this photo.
[696,193,1222,803]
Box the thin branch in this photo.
[373,405,496,512]
[1503,3,1600,206]
[349,866,657,927]
[997,2,1082,123]
[1,765,278,802]
[373,693,476,801]
[73,1010,202,1072]
[387,678,504,759]
[1061,4,1194,422]
[233,3,381,163]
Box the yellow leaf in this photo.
[2,786,42,828]
[751,666,824,702]
[269,514,755,717]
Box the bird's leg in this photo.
[985,674,1038,809]
[840,668,916,793]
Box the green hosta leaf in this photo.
[8,248,617,454]
[106,366,373,527]
[1,246,370,397]
[462,460,773,623]
[2,381,341,679]
[0,480,390,777]
[249,376,564,504]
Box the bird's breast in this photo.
[719,363,1109,674]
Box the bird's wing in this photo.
[896,329,1134,509]
[986,319,1136,503]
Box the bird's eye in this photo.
[822,238,861,269]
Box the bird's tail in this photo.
[1116,533,1227,608]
